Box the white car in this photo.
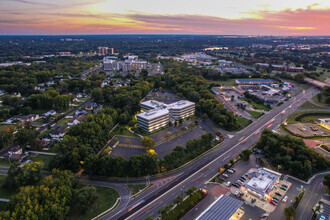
[282,196,288,202]
[223,174,229,178]
[227,169,234,174]
[226,181,231,187]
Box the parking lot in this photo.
[214,154,293,214]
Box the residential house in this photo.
[68,114,87,126]
[50,125,67,140]
[85,102,98,111]
[13,114,39,122]
[44,110,56,116]
[75,109,88,116]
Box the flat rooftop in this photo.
[244,168,281,195]
[137,108,169,120]
[141,100,168,109]
[168,100,195,109]
[196,194,243,220]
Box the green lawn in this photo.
[312,94,330,107]
[286,111,330,124]
[127,184,147,195]
[0,175,16,199]
[112,126,139,137]
[57,117,71,125]
[70,186,119,220]
[242,98,271,111]
[30,155,54,170]
[206,78,237,86]
[299,101,327,110]
[0,158,11,167]
[245,110,264,118]
[237,116,252,129]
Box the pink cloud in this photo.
[0,7,329,35]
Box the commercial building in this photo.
[235,79,274,86]
[137,108,169,133]
[241,168,281,200]
[196,194,244,220]
[140,100,167,111]
[168,100,195,120]
[98,47,114,56]
[317,118,330,131]
[103,56,147,72]
[137,100,195,133]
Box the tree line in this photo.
[1,164,100,219]
[256,129,330,180]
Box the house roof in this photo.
[50,125,67,135]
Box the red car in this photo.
[269,200,278,206]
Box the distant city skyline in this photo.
[0,0,329,35]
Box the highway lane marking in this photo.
[124,89,315,220]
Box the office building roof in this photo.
[168,100,195,110]
[137,108,169,120]
[141,100,168,109]
[196,194,243,220]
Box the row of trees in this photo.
[256,130,330,180]
[84,133,214,177]
[0,56,98,95]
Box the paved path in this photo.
[29,151,57,156]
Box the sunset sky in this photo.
[0,0,329,35]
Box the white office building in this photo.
[137,108,169,133]
[168,100,195,120]
[137,100,195,133]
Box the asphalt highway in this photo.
[100,87,321,220]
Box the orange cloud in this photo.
[0,7,329,35]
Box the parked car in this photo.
[232,183,239,188]
[280,187,287,191]
[231,168,236,172]
[239,178,246,182]
[282,184,288,188]
[226,181,231,187]
[273,197,279,202]
[229,169,236,173]
[240,176,246,181]
[275,192,282,197]
[282,196,288,202]
[235,182,242,187]
[269,200,278,206]
[227,169,234,174]
[223,174,229,178]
